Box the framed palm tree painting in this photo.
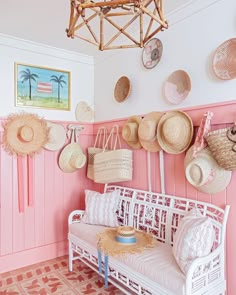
[15,63,71,110]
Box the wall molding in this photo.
[0,33,94,65]
[166,0,223,26]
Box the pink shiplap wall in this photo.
[0,101,236,295]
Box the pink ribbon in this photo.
[17,156,24,213]
[27,155,34,207]
[193,111,214,157]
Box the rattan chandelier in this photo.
[66,0,168,51]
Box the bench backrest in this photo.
[105,185,230,248]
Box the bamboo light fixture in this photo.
[66,0,168,51]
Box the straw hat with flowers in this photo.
[2,113,49,156]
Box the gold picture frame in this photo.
[15,63,71,111]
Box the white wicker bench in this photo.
[68,185,230,295]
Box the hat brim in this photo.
[122,116,142,149]
[44,122,67,151]
[97,228,155,256]
[184,146,232,194]
[139,112,164,152]
[2,113,49,156]
[157,111,193,154]
[59,143,86,173]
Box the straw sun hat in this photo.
[2,113,49,156]
[44,121,67,151]
[97,226,155,256]
[59,143,86,173]
[138,112,164,152]
[122,116,142,149]
[184,146,232,194]
[157,111,193,154]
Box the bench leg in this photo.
[68,240,73,272]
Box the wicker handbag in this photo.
[206,125,236,171]
[94,125,133,184]
[87,127,108,180]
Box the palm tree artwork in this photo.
[19,68,39,100]
[50,75,67,103]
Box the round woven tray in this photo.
[212,38,236,80]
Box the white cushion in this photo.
[69,222,186,295]
[172,208,215,274]
[82,189,120,227]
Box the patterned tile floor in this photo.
[0,255,124,295]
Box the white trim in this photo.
[166,0,224,26]
[0,33,94,65]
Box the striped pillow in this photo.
[82,189,120,227]
[172,208,215,274]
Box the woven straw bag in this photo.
[87,127,108,180]
[205,125,236,171]
[94,125,133,184]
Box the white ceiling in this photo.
[0,0,189,58]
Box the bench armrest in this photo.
[185,245,224,294]
[68,210,85,225]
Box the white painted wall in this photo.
[0,34,94,121]
[94,0,236,121]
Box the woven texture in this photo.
[94,149,133,184]
[82,190,120,227]
[206,127,236,171]
[212,38,236,80]
[87,127,107,180]
[97,228,155,256]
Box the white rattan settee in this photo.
[68,185,230,295]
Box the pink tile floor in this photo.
[0,255,124,295]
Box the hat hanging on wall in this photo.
[114,76,131,103]
[157,110,193,154]
[164,70,191,105]
[75,101,94,122]
[184,146,232,194]
[138,112,164,152]
[212,38,236,80]
[142,38,163,69]
[122,116,142,149]
[44,121,67,151]
[58,128,86,173]
[2,113,49,156]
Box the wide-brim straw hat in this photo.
[2,113,49,156]
[164,70,191,105]
[114,76,131,103]
[75,101,94,122]
[44,121,67,151]
[212,38,236,80]
[138,112,164,152]
[97,227,155,256]
[157,111,193,154]
[122,116,142,149]
[184,146,232,194]
[59,143,86,173]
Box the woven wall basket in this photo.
[206,127,236,171]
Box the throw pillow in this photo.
[82,189,120,227]
[172,207,215,274]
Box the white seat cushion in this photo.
[69,223,186,295]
